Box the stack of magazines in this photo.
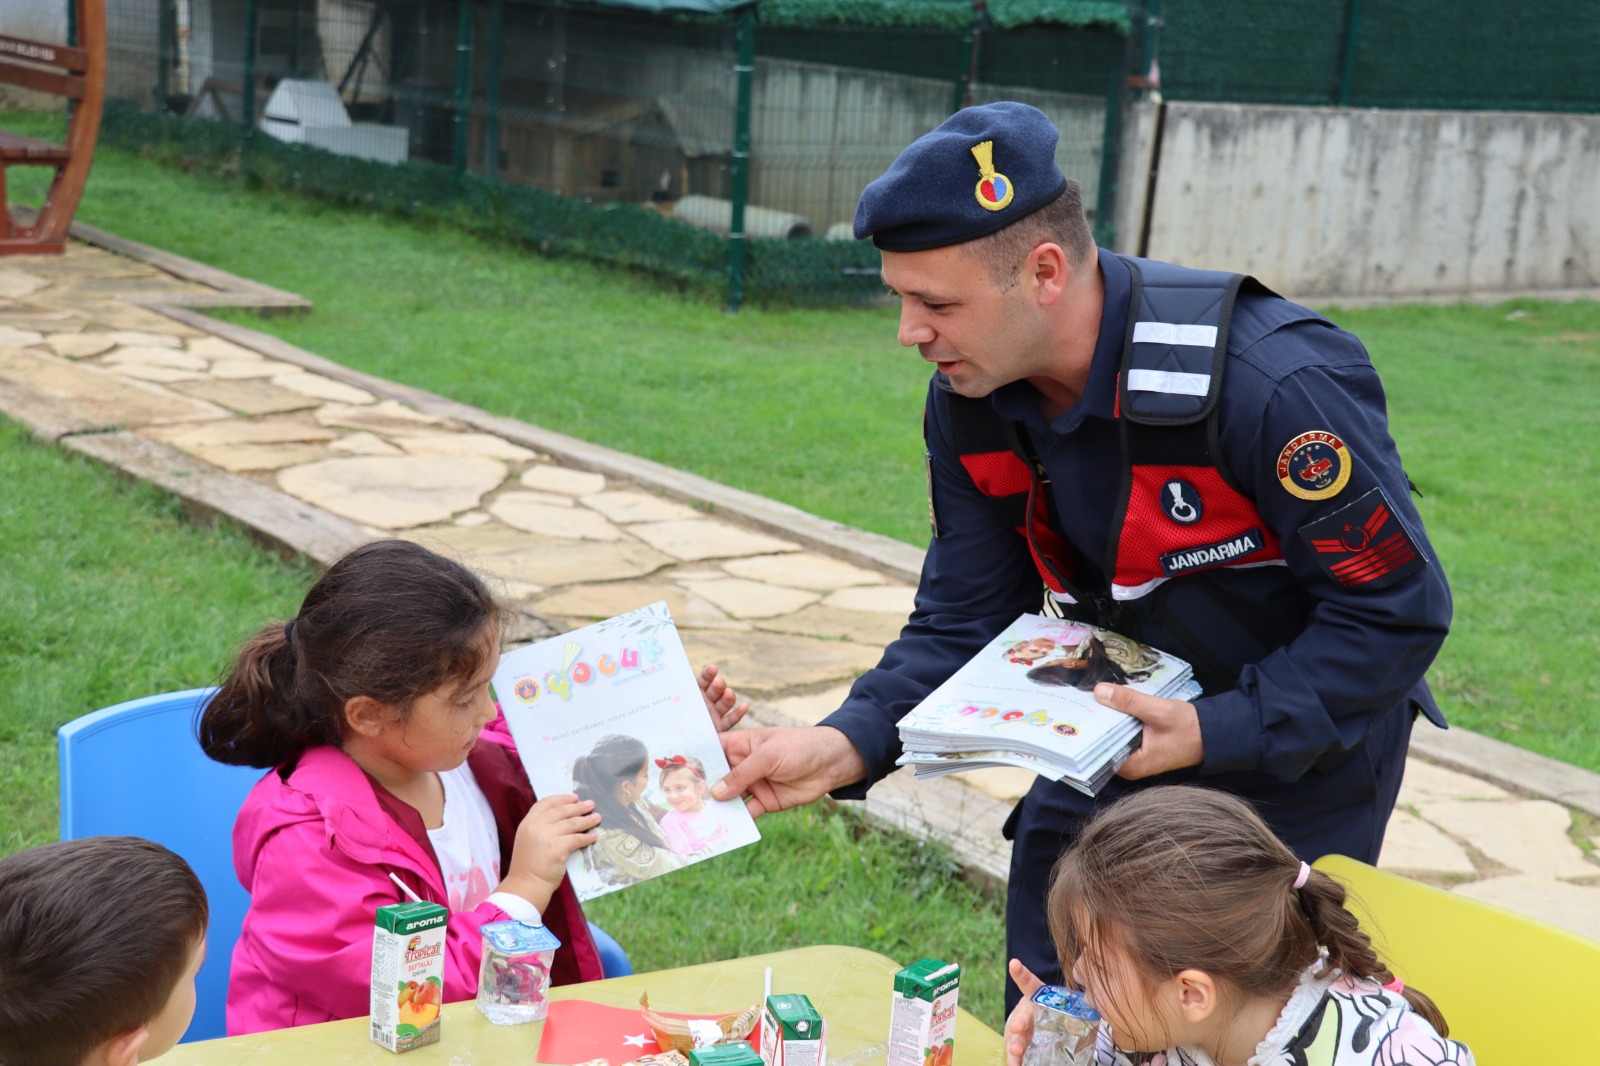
[895,613,1201,796]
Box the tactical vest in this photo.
[946,256,1290,617]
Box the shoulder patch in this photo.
[1298,486,1427,590]
[1277,430,1352,500]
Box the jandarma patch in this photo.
[970,140,1014,212]
[1159,528,1265,577]
[1298,486,1427,590]
[1276,430,1352,500]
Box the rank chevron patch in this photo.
[1297,486,1428,590]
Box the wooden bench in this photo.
[0,0,106,255]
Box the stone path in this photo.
[2,232,1596,944]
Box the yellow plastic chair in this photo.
[1314,853,1600,1064]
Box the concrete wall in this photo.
[1113,101,1600,300]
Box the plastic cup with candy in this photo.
[477,921,562,1025]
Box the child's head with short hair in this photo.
[1047,784,1448,1053]
[200,539,509,770]
[1005,637,1058,664]
[655,754,709,814]
[0,837,209,1066]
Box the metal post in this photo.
[242,0,259,173]
[484,0,503,179]
[453,0,474,186]
[1337,0,1364,106]
[726,6,755,312]
[1092,28,1132,249]
[952,0,984,112]
[156,0,175,110]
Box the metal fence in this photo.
[81,0,1130,306]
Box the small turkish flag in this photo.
[539,999,760,1065]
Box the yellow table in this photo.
[162,945,1001,1066]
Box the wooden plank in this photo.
[0,131,70,162]
[0,59,84,99]
[0,34,88,72]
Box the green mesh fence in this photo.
[1158,0,1600,113]
[61,0,1127,306]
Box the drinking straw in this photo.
[389,871,424,903]
[764,966,772,1004]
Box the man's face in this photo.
[882,244,1046,398]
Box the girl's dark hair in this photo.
[200,539,508,769]
[572,734,668,847]
[1026,637,1130,691]
[1047,784,1449,1035]
[0,837,208,1066]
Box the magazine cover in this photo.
[491,601,760,902]
[895,613,1197,790]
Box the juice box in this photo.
[369,900,448,1052]
[689,1044,766,1066]
[761,994,826,1066]
[887,959,960,1066]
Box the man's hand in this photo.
[1003,959,1048,1066]
[1098,684,1204,779]
[711,726,868,817]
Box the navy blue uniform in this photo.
[821,251,1451,1009]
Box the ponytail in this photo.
[1296,867,1452,1035]
[198,539,508,770]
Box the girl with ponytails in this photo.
[200,539,745,1034]
[1005,784,1474,1066]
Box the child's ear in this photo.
[97,1026,149,1066]
[1171,968,1218,1023]
[344,695,391,737]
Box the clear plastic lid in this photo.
[1029,985,1100,1022]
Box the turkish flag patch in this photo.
[1298,486,1428,590]
[538,999,760,1065]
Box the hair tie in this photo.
[1383,977,1405,994]
[653,754,701,778]
[1293,860,1311,889]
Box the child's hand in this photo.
[1004,958,1047,1066]
[699,663,749,733]
[497,794,599,912]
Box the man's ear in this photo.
[344,695,391,737]
[1026,242,1069,305]
[97,1026,150,1066]
[1172,968,1219,1023]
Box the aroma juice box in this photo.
[887,959,960,1066]
[761,993,826,1066]
[369,900,448,1052]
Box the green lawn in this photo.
[0,421,1010,1026]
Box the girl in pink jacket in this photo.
[201,540,631,1034]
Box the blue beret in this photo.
[853,102,1068,252]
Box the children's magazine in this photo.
[895,613,1201,796]
[491,601,760,901]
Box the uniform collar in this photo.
[991,247,1130,435]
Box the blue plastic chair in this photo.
[58,688,632,1042]
[58,687,255,1043]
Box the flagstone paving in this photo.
[2,237,1597,941]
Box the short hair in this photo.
[0,837,209,1066]
[963,182,1096,289]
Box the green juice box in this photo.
[887,959,960,1066]
[690,1044,766,1066]
[761,994,826,1066]
[369,900,448,1053]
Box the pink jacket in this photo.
[226,719,603,1035]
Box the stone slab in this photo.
[950,767,1035,804]
[1450,875,1600,942]
[677,629,881,696]
[6,311,88,332]
[330,431,402,456]
[677,577,821,619]
[392,431,539,462]
[579,490,702,524]
[520,464,607,496]
[271,372,377,405]
[209,359,296,380]
[171,377,323,416]
[147,417,340,448]
[188,442,332,473]
[278,455,507,529]
[315,399,446,433]
[1377,809,1477,876]
[531,582,695,623]
[61,431,371,567]
[1410,727,1600,821]
[102,345,209,371]
[107,330,184,349]
[400,522,559,560]
[763,685,854,727]
[628,519,800,562]
[34,300,192,333]
[821,584,917,615]
[46,332,116,358]
[0,376,109,440]
[1413,799,1597,879]
[1398,759,1511,805]
[489,494,622,541]
[454,539,675,589]
[0,347,229,429]
[105,363,206,384]
[187,336,264,361]
[0,325,44,346]
[752,603,905,648]
[0,269,47,299]
[722,552,887,592]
